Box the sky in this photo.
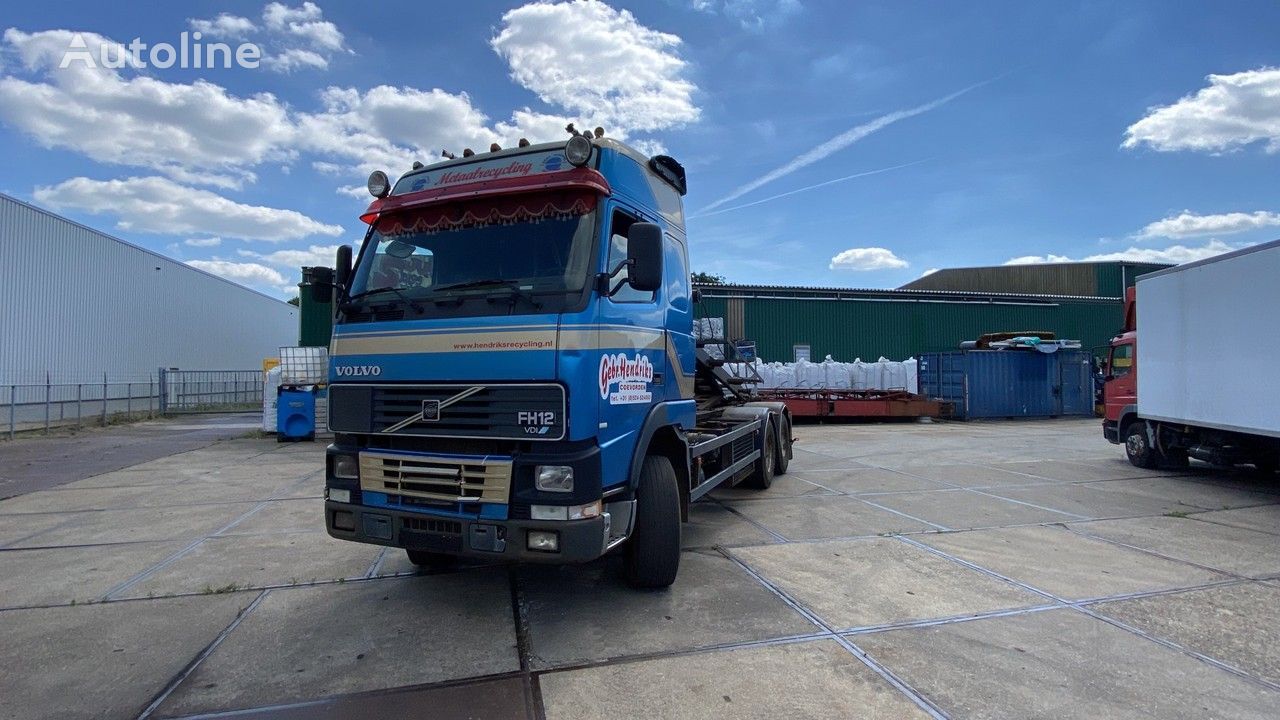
[1,0,1278,297]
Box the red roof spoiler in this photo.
[360,167,611,224]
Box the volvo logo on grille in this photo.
[380,386,484,434]
[422,400,441,421]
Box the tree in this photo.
[691,271,726,285]
[287,296,300,306]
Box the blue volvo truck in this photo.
[319,131,792,587]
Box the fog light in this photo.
[367,170,390,198]
[332,510,355,531]
[535,465,574,492]
[332,454,359,480]
[327,488,351,504]
[565,135,592,167]
[527,530,559,552]
[531,505,568,521]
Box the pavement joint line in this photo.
[364,546,390,579]
[854,496,952,531]
[135,589,272,720]
[959,487,1094,520]
[1057,523,1250,580]
[716,545,951,720]
[1186,513,1280,538]
[894,534,1280,692]
[1075,602,1280,693]
[507,566,545,720]
[101,491,316,600]
[838,603,1062,636]
[528,631,832,679]
[704,496,790,543]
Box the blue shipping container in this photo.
[918,350,1093,420]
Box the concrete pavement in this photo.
[1,417,1278,718]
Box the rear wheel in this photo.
[406,549,455,570]
[1124,422,1160,469]
[774,415,792,476]
[742,420,776,489]
[624,455,681,589]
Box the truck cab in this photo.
[321,133,789,587]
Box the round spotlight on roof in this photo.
[367,170,391,198]
[565,135,593,167]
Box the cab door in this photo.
[595,203,666,490]
[1104,339,1136,422]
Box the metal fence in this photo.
[2,369,263,438]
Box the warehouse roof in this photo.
[897,260,1171,297]
[693,282,1120,304]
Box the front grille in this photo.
[401,516,463,534]
[338,383,566,441]
[360,451,512,505]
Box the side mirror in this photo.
[626,222,663,292]
[335,245,353,289]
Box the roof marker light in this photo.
[367,170,390,198]
[518,138,530,147]
[565,135,592,167]
[594,127,604,138]
[411,161,424,170]
[462,148,475,157]
[489,142,501,152]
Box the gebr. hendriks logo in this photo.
[599,352,654,405]
[59,32,263,70]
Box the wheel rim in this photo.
[1126,431,1146,458]
[764,433,775,475]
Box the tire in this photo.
[774,415,792,476]
[624,455,681,589]
[1124,422,1160,469]
[742,420,776,489]
[406,549,455,570]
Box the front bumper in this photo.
[1103,420,1119,444]
[325,500,609,563]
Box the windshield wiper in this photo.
[430,278,543,309]
[342,286,424,313]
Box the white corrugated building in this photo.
[0,192,298,385]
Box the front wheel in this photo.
[624,455,681,589]
[742,420,776,489]
[1124,422,1160,469]
[775,415,792,476]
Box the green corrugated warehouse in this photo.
[694,261,1170,363]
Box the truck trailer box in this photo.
[1135,239,1280,439]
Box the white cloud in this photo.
[184,236,222,247]
[264,48,328,72]
[294,85,572,174]
[1004,240,1246,266]
[491,0,699,134]
[690,0,802,31]
[33,176,343,242]
[239,244,344,268]
[920,267,938,277]
[187,259,288,288]
[263,2,347,52]
[188,13,257,39]
[829,247,909,271]
[0,28,295,189]
[1123,67,1280,154]
[1137,210,1280,239]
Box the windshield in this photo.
[349,193,598,306]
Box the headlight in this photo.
[565,135,592,167]
[535,465,574,492]
[332,454,359,479]
[367,170,391,198]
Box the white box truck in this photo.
[1102,239,1280,472]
